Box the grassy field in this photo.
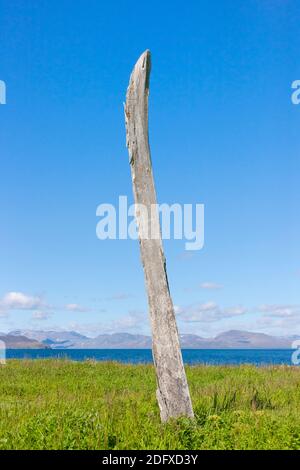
[0,360,299,450]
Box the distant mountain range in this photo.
[1,329,298,349]
[0,334,48,349]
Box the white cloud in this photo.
[0,292,50,322]
[1,292,44,311]
[174,305,182,314]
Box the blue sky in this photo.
[0,0,299,337]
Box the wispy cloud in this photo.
[32,311,52,321]
[184,281,223,293]
[254,304,300,332]
[176,301,248,323]
[258,304,300,317]
[65,303,90,313]
[105,293,132,301]
[199,282,223,290]
[67,310,147,337]
[108,310,146,332]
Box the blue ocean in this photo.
[5,349,295,366]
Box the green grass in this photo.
[0,360,300,449]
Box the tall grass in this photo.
[0,360,299,449]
